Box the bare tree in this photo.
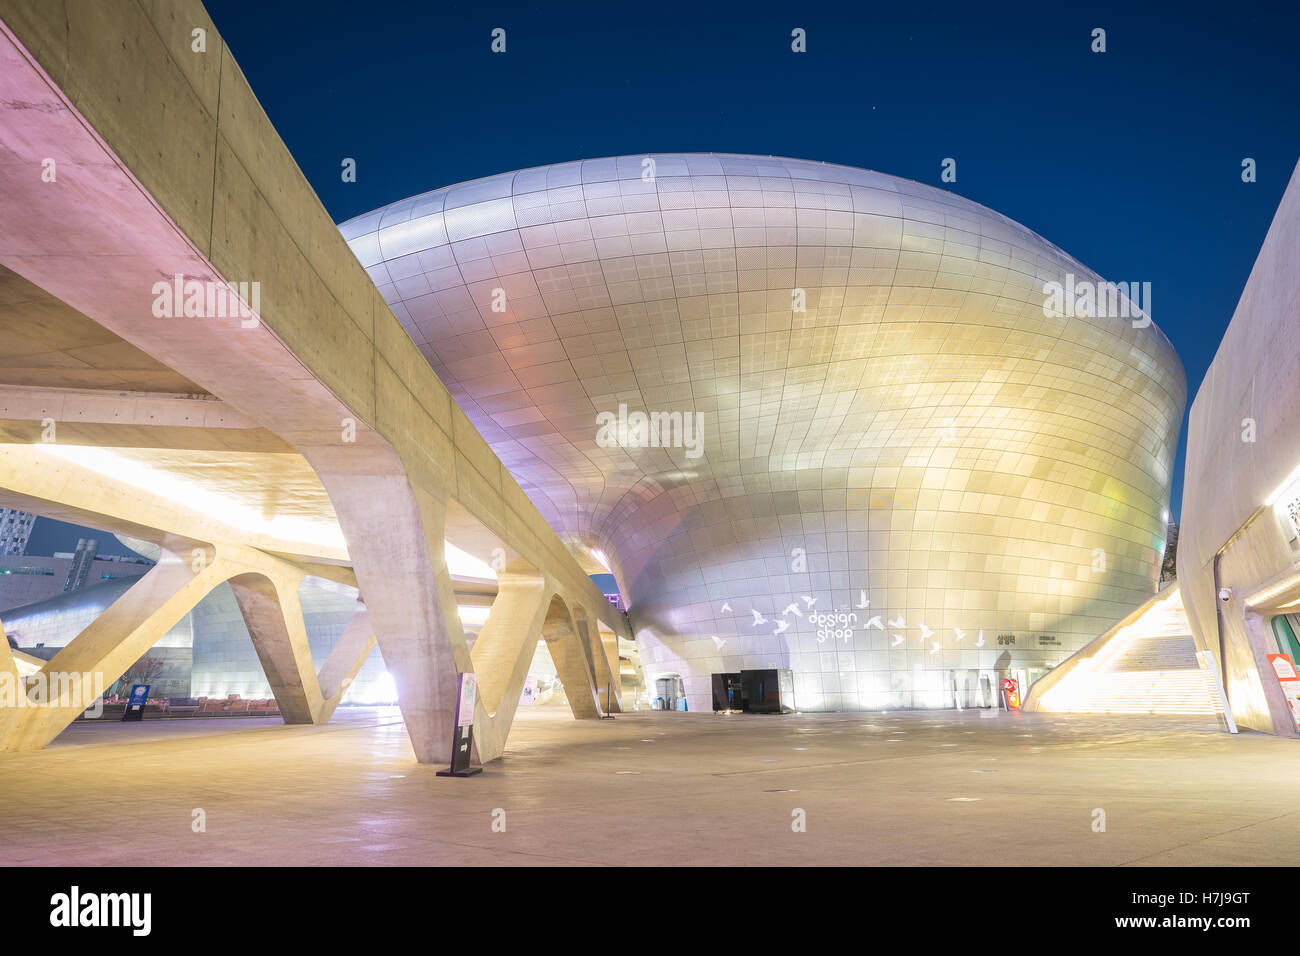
[111,655,165,698]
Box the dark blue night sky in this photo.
[28,0,1300,554]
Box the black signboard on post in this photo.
[436,673,482,777]
[600,672,616,719]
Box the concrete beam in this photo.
[0,383,290,452]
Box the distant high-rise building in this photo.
[62,538,98,593]
[0,509,36,556]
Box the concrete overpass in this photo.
[0,0,630,762]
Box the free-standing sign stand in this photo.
[600,674,616,719]
[437,673,482,777]
[121,684,150,722]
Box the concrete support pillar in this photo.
[228,571,323,724]
[575,608,621,714]
[0,541,380,752]
[0,545,232,752]
[320,468,467,764]
[316,601,375,723]
[543,597,603,719]
[230,577,376,726]
[595,622,624,712]
[469,571,548,762]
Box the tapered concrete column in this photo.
[469,571,549,762]
[543,596,602,719]
[320,469,468,764]
[228,572,322,724]
[229,576,375,725]
[574,606,621,715]
[316,601,375,723]
[594,621,624,712]
[0,545,233,752]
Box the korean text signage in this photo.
[1002,677,1020,710]
[457,673,476,727]
[121,684,150,722]
[1268,654,1300,729]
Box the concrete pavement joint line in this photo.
[1110,809,1300,866]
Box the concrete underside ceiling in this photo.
[0,259,514,581]
[0,260,347,560]
[0,262,294,452]
[0,262,205,394]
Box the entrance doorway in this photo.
[711,672,742,711]
[654,675,684,710]
[710,669,794,713]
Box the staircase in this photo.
[1031,587,1224,716]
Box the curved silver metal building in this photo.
[341,153,1185,712]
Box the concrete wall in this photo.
[1181,159,1300,734]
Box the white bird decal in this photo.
[930,641,941,654]
[891,634,904,647]
[954,627,966,642]
[888,615,906,629]
[919,623,934,640]
[975,631,986,648]
[865,616,883,630]
[856,590,870,608]
[801,595,817,608]
[773,620,791,635]
[711,635,727,649]
[750,609,768,627]
[782,603,803,618]
[720,602,732,613]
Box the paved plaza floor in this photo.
[2,706,1296,866]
